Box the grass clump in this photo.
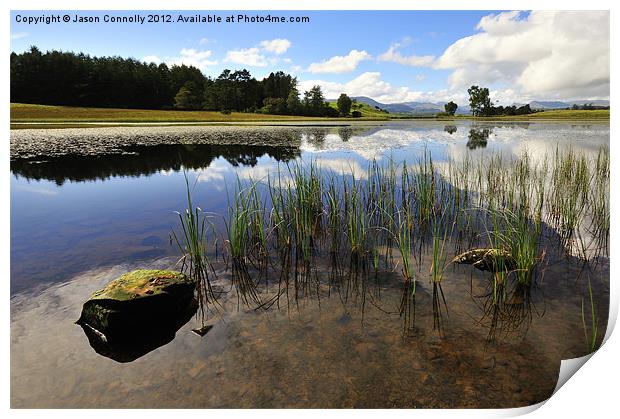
[172,173,217,320]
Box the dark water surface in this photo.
[10,120,610,408]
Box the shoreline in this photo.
[10,116,611,130]
[10,104,609,130]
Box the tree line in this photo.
[10,46,352,117]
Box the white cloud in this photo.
[415,74,427,82]
[259,38,291,55]
[166,48,218,71]
[307,50,371,74]
[299,72,428,103]
[223,39,292,68]
[11,32,28,40]
[435,11,609,100]
[378,44,435,67]
[199,38,211,45]
[15,185,58,196]
[299,72,540,107]
[142,55,162,64]
[194,160,230,183]
[224,47,268,67]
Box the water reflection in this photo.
[305,128,329,148]
[444,125,457,135]
[338,127,353,142]
[10,144,301,185]
[10,120,610,408]
[466,127,492,149]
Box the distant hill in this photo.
[343,96,609,115]
[350,96,470,115]
[529,101,566,110]
[325,98,391,118]
[530,100,609,110]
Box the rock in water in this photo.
[452,248,516,272]
[192,325,214,337]
[77,269,196,341]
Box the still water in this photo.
[10,120,610,408]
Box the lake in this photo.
[10,120,610,408]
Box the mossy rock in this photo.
[452,248,516,272]
[77,269,196,341]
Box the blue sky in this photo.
[10,10,610,104]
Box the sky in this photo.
[10,10,610,105]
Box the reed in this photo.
[325,175,342,255]
[430,210,452,284]
[172,172,217,319]
[343,174,368,258]
[391,209,416,288]
[415,151,436,226]
[288,161,323,262]
[267,168,292,252]
[176,142,609,312]
[484,205,539,286]
[590,146,610,255]
[581,278,599,352]
[225,179,261,306]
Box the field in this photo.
[10,103,609,129]
[10,103,389,125]
[326,100,396,118]
[441,109,610,121]
[512,109,610,119]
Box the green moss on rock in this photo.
[452,248,516,272]
[88,269,194,301]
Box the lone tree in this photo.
[444,101,458,116]
[304,85,325,114]
[467,85,492,116]
[337,93,352,116]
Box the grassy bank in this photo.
[11,103,608,128]
[326,100,397,118]
[10,103,389,125]
[511,109,610,120]
[441,109,610,121]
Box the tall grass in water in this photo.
[430,211,453,284]
[325,175,342,256]
[549,147,589,249]
[343,174,368,259]
[581,278,599,352]
[267,168,292,253]
[288,161,323,262]
[247,180,269,261]
[225,179,261,306]
[172,173,217,320]
[505,209,539,285]
[484,205,540,287]
[590,147,610,256]
[174,143,609,316]
[430,209,452,331]
[414,152,436,227]
[393,209,415,287]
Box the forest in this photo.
[10,46,341,117]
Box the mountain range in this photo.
[345,96,610,115]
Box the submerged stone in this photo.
[79,298,197,363]
[452,248,516,272]
[77,269,196,342]
[191,324,214,337]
